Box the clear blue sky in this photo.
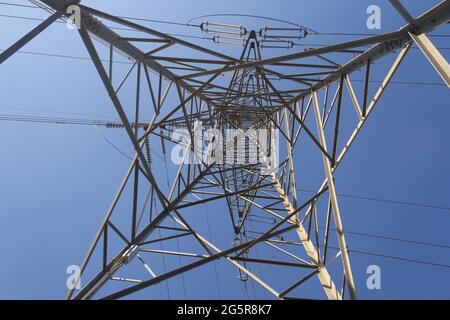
[0,0,449,299]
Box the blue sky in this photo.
[0,0,449,299]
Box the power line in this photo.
[0,2,200,27]
[313,32,450,38]
[260,238,450,270]
[0,47,133,64]
[351,79,447,87]
[1,112,450,215]
[187,13,317,32]
[0,105,112,119]
[317,227,450,250]
[0,1,36,9]
[2,2,449,40]
[0,1,311,34]
[0,114,111,126]
[2,1,449,299]
[358,136,450,148]
[1,11,448,48]
[292,41,450,50]
[338,193,450,212]
[349,248,450,270]
[118,15,199,28]
[93,125,132,161]
[0,48,446,87]
[251,225,450,252]
[0,112,166,161]
[0,13,210,40]
[299,188,450,213]
[313,243,450,270]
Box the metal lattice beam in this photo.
[1,0,449,300]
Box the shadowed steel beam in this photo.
[344,76,363,121]
[388,0,414,22]
[0,11,62,64]
[99,224,294,300]
[79,4,237,63]
[71,163,214,299]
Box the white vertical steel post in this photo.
[312,90,357,300]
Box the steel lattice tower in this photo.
[1,0,449,300]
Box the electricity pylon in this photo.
[1,0,449,300]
